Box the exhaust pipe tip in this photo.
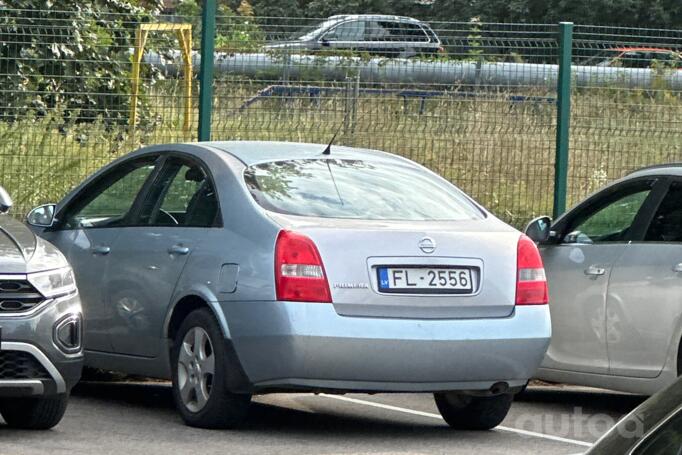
[489,381,510,395]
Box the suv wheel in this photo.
[171,308,251,429]
[434,392,513,430]
[0,394,69,429]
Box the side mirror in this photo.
[27,204,56,228]
[320,38,331,47]
[0,186,13,214]
[524,216,552,243]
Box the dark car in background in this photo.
[0,187,83,430]
[587,375,682,454]
[265,14,444,58]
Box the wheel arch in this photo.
[164,294,252,393]
[165,294,231,342]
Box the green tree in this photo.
[0,0,157,125]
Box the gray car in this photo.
[0,187,82,429]
[525,164,682,395]
[265,15,443,58]
[27,141,551,429]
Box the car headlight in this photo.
[28,266,77,298]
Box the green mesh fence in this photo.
[2,7,682,227]
[210,18,559,227]
[569,25,682,208]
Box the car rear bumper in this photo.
[0,293,83,397]
[222,301,551,393]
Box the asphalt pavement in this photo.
[0,382,645,455]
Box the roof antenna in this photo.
[321,130,337,155]
[322,89,354,155]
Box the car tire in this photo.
[171,308,251,429]
[0,394,69,429]
[434,392,513,430]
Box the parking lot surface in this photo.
[1,382,644,455]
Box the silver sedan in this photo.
[26,141,551,429]
[525,164,682,395]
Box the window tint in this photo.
[565,184,651,244]
[324,21,364,41]
[244,159,484,221]
[645,181,682,242]
[63,157,157,229]
[369,21,429,42]
[632,409,682,455]
[140,158,219,227]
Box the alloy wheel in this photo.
[177,326,215,413]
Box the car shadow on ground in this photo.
[69,381,646,436]
[71,381,455,437]
[516,387,647,415]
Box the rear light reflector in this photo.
[516,235,549,305]
[275,230,332,303]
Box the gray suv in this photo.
[0,188,82,429]
[265,15,443,58]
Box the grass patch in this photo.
[3,81,682,228]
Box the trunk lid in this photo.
[270,214,520,319]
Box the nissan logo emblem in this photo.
[418,237,436,254]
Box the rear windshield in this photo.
[243,159,484,221]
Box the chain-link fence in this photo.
[3,7,682,227]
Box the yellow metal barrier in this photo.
[130,23,193,132]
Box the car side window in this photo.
[400,23,430,42]
[61,156,158,229]
[365,20,390,41]
[375,21,428,42]
[139,158,220,227]
[645,181,682,242]
[631,408,682,455]
[324,20,364,41]
[563,183,652,244]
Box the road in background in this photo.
[0,383,645,455]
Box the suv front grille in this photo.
[0,280,44,313]
[0,351,50,380]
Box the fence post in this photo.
[554,22,573,219]
[198,0,216,141]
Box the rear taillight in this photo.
[275,230,332,303]
[515,235,549,305]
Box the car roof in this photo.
[627,163,682,178]
[204,140,410,166]
[327,14,426,24]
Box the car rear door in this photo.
[321,20,364,53]
[606,177,682,378]
[105,155,220,357]
[44,155,161,352]
[540,177,663,374]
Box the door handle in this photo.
[584,265,606,276]
[168,245,190,255]
[673,263,682,273]
[91,245,111,255]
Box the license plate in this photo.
[377,267,474,294]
